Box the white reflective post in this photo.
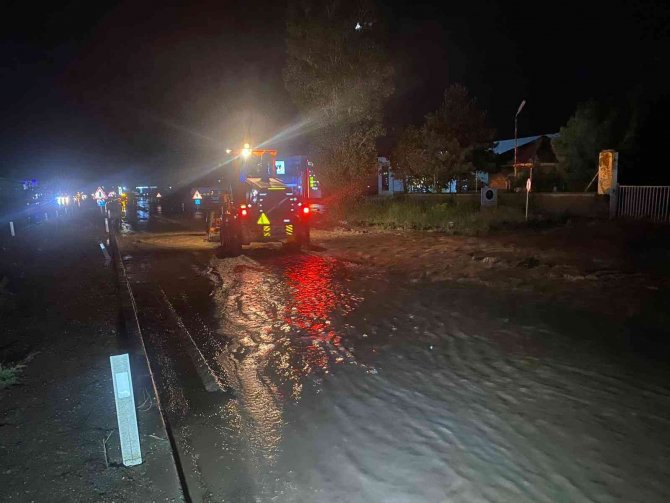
[9,221,15,237]
[99,242,111,265]
[110,354,142,466]
[105,218,110,234]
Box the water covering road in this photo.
[120,201,670,502]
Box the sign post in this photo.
[599,150,619,219]
[110,354,142,466]
[192,190,203,209]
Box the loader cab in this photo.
[275,155,324,214]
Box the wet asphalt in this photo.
[120,200,670,503]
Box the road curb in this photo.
[109,230,192,502]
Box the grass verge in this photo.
[334,197,532,235]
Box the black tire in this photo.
[303,224,311,247]
[296,223,310,249]
[285,239,301,252]
[230,234,242,256]
[220,226,242,257]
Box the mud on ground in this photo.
[311,220,670,345]
[123,214,670,354]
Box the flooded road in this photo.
[120,200,670,502]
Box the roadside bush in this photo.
[0,362,23,389]
[337,197,527,235]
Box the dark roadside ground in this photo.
[0,204,183,502]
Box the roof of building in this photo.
[493,133,559,155]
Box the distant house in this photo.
[489,134,559,190]
[377,157,404,195]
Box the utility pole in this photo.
[514,99,526,177]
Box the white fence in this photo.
[617,185,670,222]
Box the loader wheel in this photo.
[220,226,242,257]
[296,224,310,249]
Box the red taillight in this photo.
[241,208,248,216]
[302,206,310,215]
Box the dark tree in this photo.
[552,101,636,190]
[283,0,394,194]
[393,84,495,191]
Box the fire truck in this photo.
[215,145,311,256]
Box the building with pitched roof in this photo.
[489,133,560,190]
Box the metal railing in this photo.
[617,185,670,222]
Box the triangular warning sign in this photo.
[192,190,202,200]
[257,212,270,225]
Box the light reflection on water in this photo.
[282,255,362,371]
[119,200,152,232]
[137,205,149,220]
[212,254,363,467]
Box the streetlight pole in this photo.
[514,99,526,177]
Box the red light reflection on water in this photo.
[282,255,358,370]
[209,254,363,459]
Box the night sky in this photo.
[1,0,668,187]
